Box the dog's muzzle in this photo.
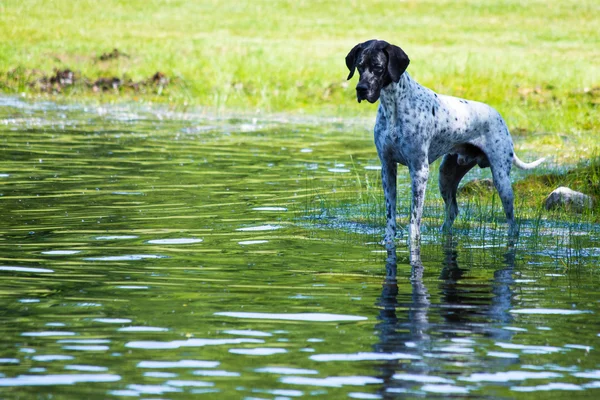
[356,83,379,103]
[356,83,369,103]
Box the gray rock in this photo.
[544,187,593,212]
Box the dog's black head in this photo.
[346,40,410,103]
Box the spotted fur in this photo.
[346,40,545,248]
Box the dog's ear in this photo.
[345,43,364,80]
[384,44,410,83]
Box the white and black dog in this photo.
[346,40,544,248]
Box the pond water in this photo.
[0,97,599,399]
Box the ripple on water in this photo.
[459,371,563,382]
[279,376,382,388]
[0,374,121,386]
[564,344,592,351]
[84,254,166,261]
[192,370,240,377]
[118,326,169,332]
[125,384,181,395]
[255,367,319,375]
[64,365,108,372]
[0,266,54,273]
[137,360,219,369]
[348,392,381,399]
[310,352,421,362]
[421,384,469,394]
[126,338,263,350]
[236,225,281,232]
[214,312,367,322]
[238,240,269,245]
[511,383,583,392]
[494,342,563,354]
[21,331,76,337]
[146,238,203,245]
[328,168,351,173]
[222,329,272,337]
[144,372,178,378]
[392,374,454,384]
[165,380,215,388]
[41,250,81,255]
[509,308,592,315]
[115,285,149,290]
[57,339,110,344]
[228,348,287,356]
[31,355,74,362]
[94,235,139,240]
[573,370,600,379]
[61,345,110,351]
[93,318,132,324]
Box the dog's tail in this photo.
[513,153,546,170]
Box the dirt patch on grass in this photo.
[98,48,130,61]
[1,48,171,95]
[0,67,170,95]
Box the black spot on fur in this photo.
[432,106,436,116]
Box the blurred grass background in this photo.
[0,0,598,156]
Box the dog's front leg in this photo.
[408,161,429,247]
[381,159,397,251]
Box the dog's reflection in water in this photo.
[374,240,518,394]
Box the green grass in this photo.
[515,153,600,210]
[1,0,598,158]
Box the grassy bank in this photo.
[1,0,598,160]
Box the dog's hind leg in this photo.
[487,148,518,236]
[439,154,476,232]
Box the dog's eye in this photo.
[373,65,384,73]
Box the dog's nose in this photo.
[356,83,368,94]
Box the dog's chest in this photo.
[374,114,411,165]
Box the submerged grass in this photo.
[299,150,599,268]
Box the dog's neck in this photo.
[379,72,413,126]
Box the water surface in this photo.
[0,97,599,398]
